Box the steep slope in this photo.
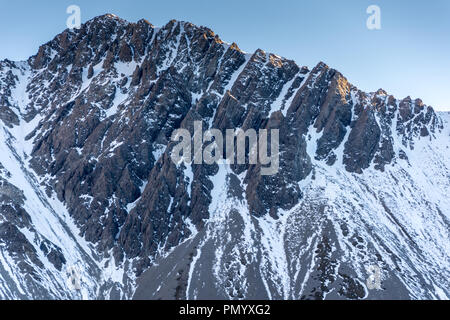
[139,111,448,300]
[0,14,448,299]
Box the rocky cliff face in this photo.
[0,14,448,299]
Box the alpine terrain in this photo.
[0,14,448,300]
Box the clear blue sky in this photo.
[1,0,449,110]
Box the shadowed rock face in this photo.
[0,14,448,300]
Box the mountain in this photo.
[0,14,448,300]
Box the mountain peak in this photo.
[83,13,129,28]
[0,13,447,300]
[375,88,388,96]
[95,13,123,21]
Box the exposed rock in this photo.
[0,14,447,300]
